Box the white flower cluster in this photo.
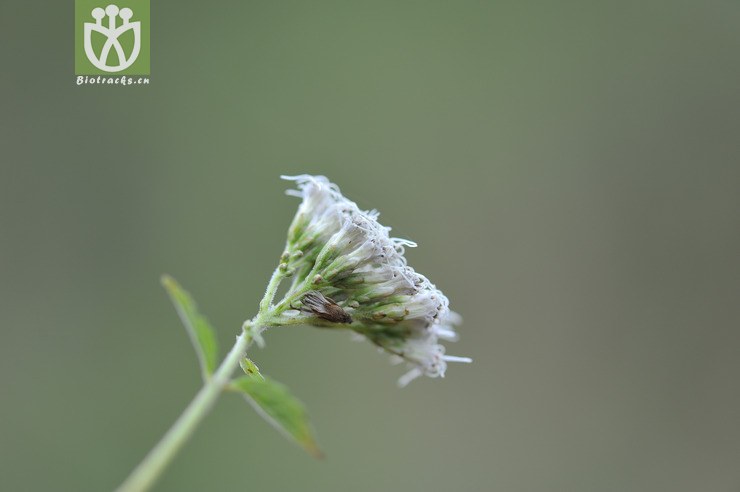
[280,175,471,386]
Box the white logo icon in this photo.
[84,4,141,72]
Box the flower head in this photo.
[277,175,471,386]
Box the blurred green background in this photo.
[2,1,739,491]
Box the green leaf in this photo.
[161,275,219,381]
[232,375,323,458]
[239,357,265,381]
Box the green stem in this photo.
[116,265,286,492]
[115,330,251,492]
[259,265,285,312]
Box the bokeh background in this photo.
[2,1,740,491]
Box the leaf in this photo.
[239,357,265,381]
[161,275,219,381]
[232,375,323,458]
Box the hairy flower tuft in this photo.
[277,175,471,386]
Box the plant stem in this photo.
[116,265,285,492]
[115,330,251,492]
[260,265,285,312]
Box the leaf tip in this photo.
[305,442,325,460]
[160,274,175,289]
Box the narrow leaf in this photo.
[239,357,265,381]
[161,275,219,380]
[232,375,323,458]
